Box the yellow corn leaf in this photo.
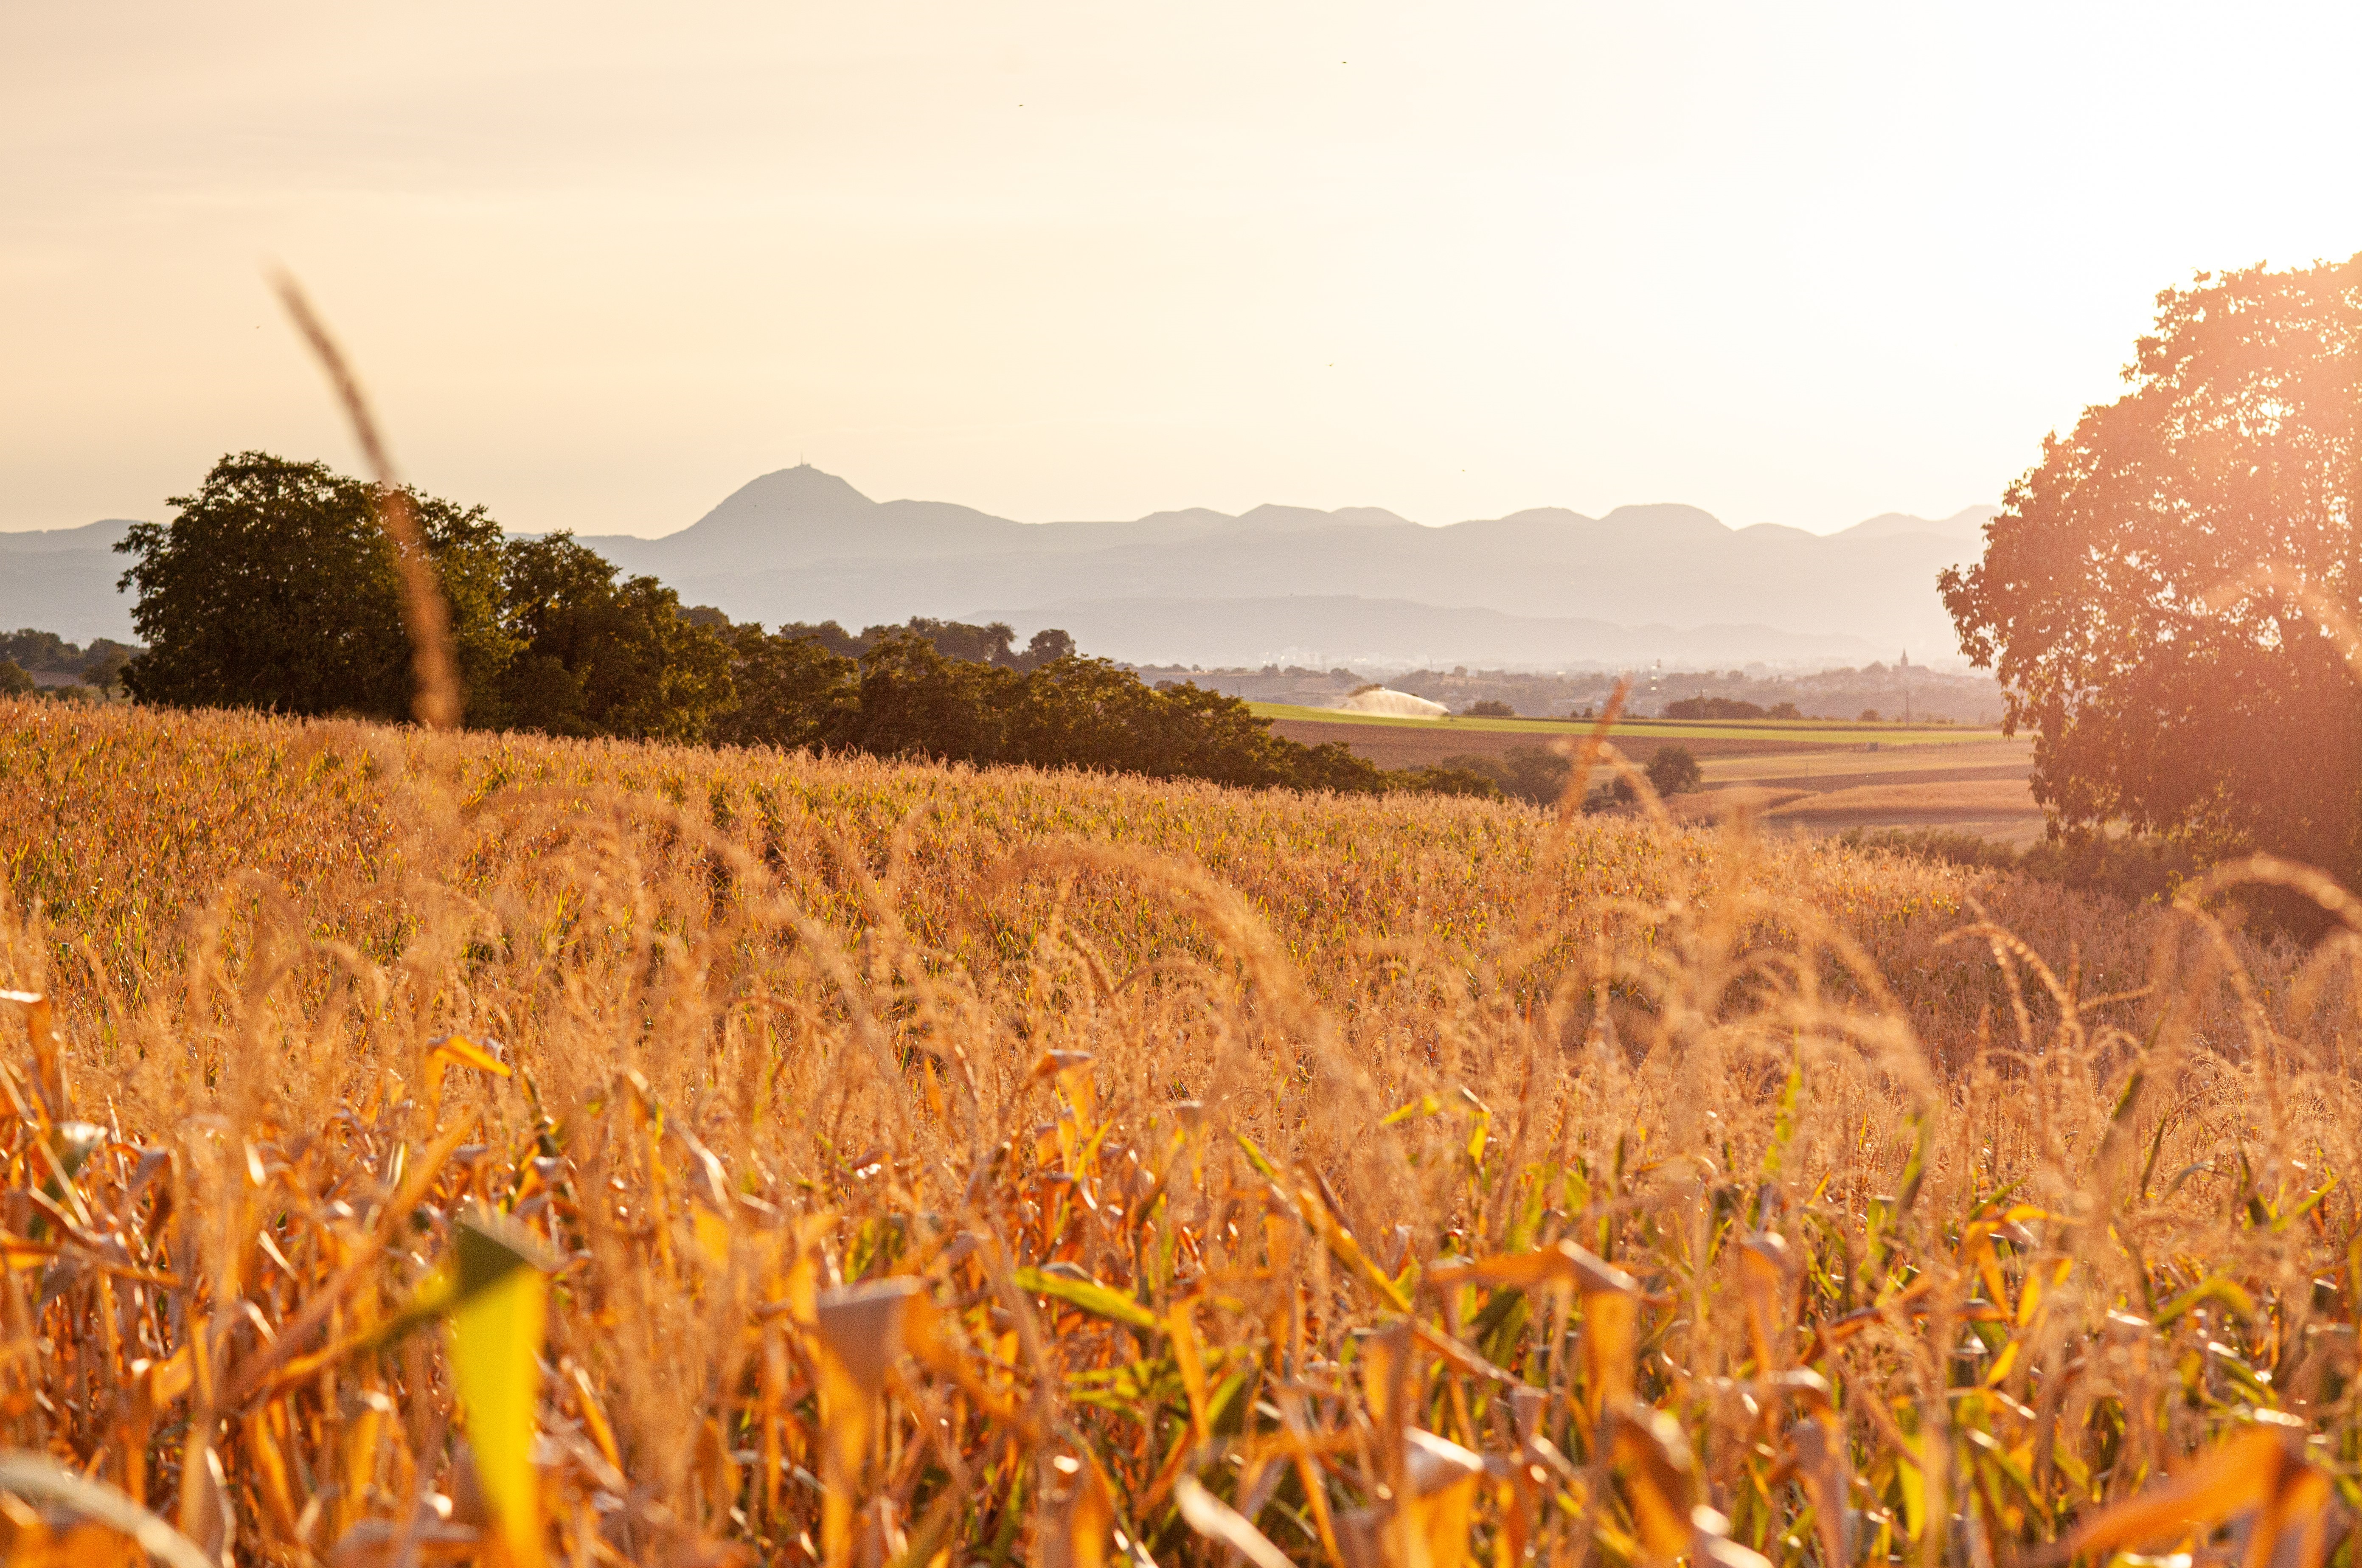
[1424,1239,1621,1293]
[1957,1224,2011,1315]
[1690,1507,1774,1568]
[244,1404,301,1542]
[0,1517,143,1568]
[692,1206,733,1270]
[1609,1404,1696,1565]
[1406,1428,1486,1568]
[1405,1427,1485,1497]
[1737,1234,1789,1370]
[1583,1286,1640,1418]
[2252,1463,2334,1568]
[1170,1299,1210,1444]
[569,1364,622,1472]
[1893,1430,1927,1541]
[427,1032,511,1078]
[1785,1418,1848,1568]
[0,1451,216,1568]
[0,990,64,1121]
[2017,1256,2072,1328]
[0,1234,58,1271]
[2065,1427,2300,1560]
[339,1388,391,1540]
[1984,1337,2020,1387]
[1381,1093,1442,1127]
[1173,1477,1293,1568]
[693,1418,742,1525]
[815,1277,927,1568]
[1048,1453,1116,1568]
[445,1213,553,1568]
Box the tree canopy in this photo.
[117,453,511,722]
[1941,255,2362,872]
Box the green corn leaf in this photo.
[1013,1265,1165,1335]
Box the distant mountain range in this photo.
[0,520,141,646]
[571,466,1992,669]
[2,468,1995,668]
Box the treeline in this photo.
[1660,695,1802,721]
[108,453,1500,799]
[0,629,138,701]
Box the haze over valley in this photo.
[5,464,1991,670]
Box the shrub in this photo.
[1436,747,1572,807]
[1645,743,1703,795]
[1462,699,1516,717]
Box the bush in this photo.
[1435,747,1572,808]
[1645,744,1703,795]
[0,661,32,697]
[1462,699,1516,717]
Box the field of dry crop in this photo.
[0,695,2355,1567]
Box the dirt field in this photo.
[1264,717,1827,768]
[1269,712,2044,843]
[1695,737,2042,843]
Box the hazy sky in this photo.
[6,4,2359,538]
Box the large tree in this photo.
[1941,256,2362,872]
[117,452,512,721]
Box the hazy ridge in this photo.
[2,470,1992,667]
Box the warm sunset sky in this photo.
[6,4,2358,538]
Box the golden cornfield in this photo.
[0,695,2355,1566]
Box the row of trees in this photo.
[1659,696,1803,721]
[0,629,138,691]
[113,454,1495,799]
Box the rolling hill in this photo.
[4,468,1993,668]
[0,520,139,645]
[571,466,1990,667]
